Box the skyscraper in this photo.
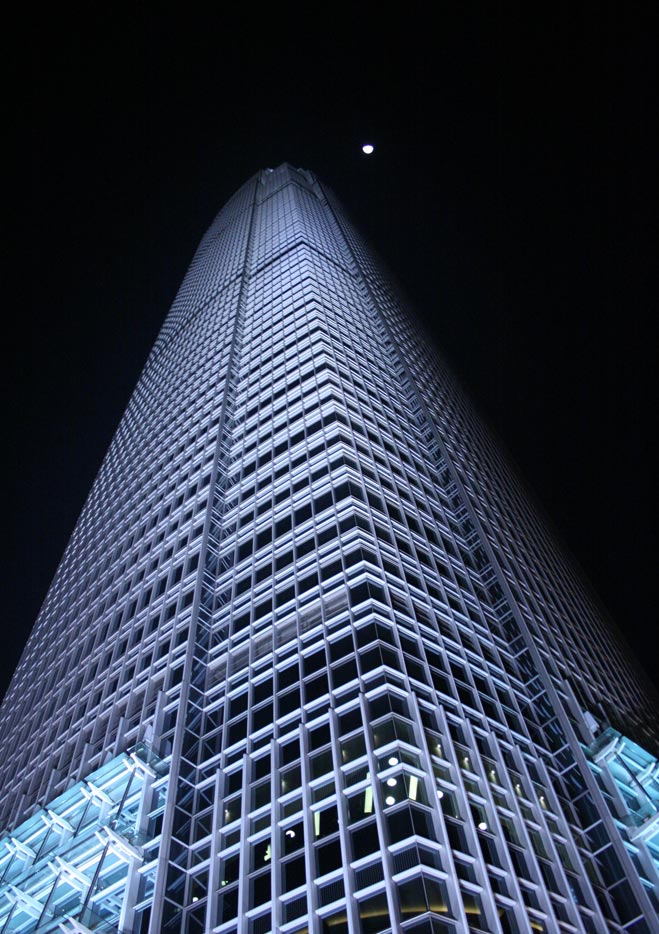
[1,163,657,933]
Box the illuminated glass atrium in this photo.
[1,165,657,933]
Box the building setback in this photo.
[0,164,657,933]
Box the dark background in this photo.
[5,4,658,698]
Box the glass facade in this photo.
[1,164,657,933]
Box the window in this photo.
[357,891,390,934]
[316,837,343,877]
[397,874,450,920]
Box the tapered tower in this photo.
[1,165,657,933]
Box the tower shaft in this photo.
[1,165,657,933]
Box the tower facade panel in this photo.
[1,165,657,933]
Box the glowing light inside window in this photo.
[362,144,374,154]
[385,795,396,806]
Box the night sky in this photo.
[6,5,658,700]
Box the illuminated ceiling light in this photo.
[437,789,444,799]
[386,777,397,787]
[478,821,488,831]
[388,756,399,766]
[385,795,396,806]
[362,144,374,155]
[285,829,296,838]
